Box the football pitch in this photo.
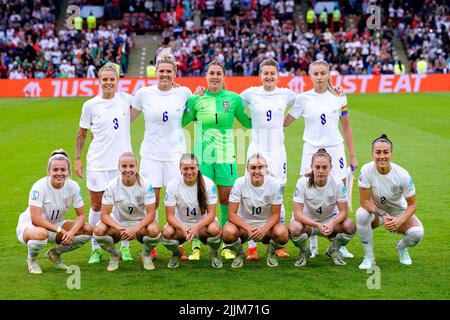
[0,92,449,300]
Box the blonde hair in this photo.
[99,62,119,79]
[308,60,338,95]
[259,58,279,74]
[156,48,177,73]
[118,152,143,186]
[47,149,71,175]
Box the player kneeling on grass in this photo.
[288,148,356,267]
[93,152,160,271]
[16,149,93,274]
[357,134,424,269]
[161,153,222,269]
[222,153,289,268]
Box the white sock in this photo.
[248,240,256,249]
[121,240,130,249]
[54,235,91,255]
[309,235,318,250]
[223,238,242,254]
[161,237,180,254]
[27,239,48,260]
[142,234,160,256]
[356,207,374,257]
[290,233,309,252]
[331,233,354,251]
[397,226,424,251]
[94,235,119,257]
[89,209,101,250]
[207,234,222,250]
[280,204,286,224]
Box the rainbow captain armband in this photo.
[340,105,348,116]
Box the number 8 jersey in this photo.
[79,92,133,171]
[289,89,348,147]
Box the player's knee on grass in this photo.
[26,227,48,242]
[162,225,176,239]
[222,222,239,243]
[146,221,161,238]
[206,221,221,237]
[342,218,356,235]
[93,222,109,236]
[356,207,372,226]
[272,224,289,244]
[288,220,305,237]
[406,226,424,246]
[79,223,94,235]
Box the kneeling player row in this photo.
[17,134,424,273]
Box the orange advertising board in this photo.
[0,74,449,98]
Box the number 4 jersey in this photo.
[293,176,347,222]
[164,176,218,227]
[79,92,133,171]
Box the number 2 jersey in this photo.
[293,176,347,222]
[164,175,218,226]
[21,177,84,223]
[79,92,133,171]
[102,176,156,225]
[358,161,415,216]
[229,175,283,227]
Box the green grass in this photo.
[0,93,449,300]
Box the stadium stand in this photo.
[1,0,448,78]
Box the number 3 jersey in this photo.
[102,176,156,224]
[79,92,133,171]
[23,177,84,223]
[288,89,348,147]
[132,86,192,161]
[358,161,415,216]
[164,176,218,226]
[293,176,347,222]
[229,175,283,226]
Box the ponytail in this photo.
[309,59,338,96]
[197,170,208,216]
[180,153,207,215]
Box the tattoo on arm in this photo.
[75,129,87,160]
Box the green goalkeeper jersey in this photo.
[183,89,252,164]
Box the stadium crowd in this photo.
[1,0,449,78]
[0,0,134,79]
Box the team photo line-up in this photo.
[16,51,424,274]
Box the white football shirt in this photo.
[164,175,217,225]
[102,176,156,224]
[79,92,133,171]
[358,161,416,216]
[24,177,84,223]
[229,175,283,226]
[132,85,192,161]
[288,89,348,147]
[241,86,296,151]
[293,176,347,222]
